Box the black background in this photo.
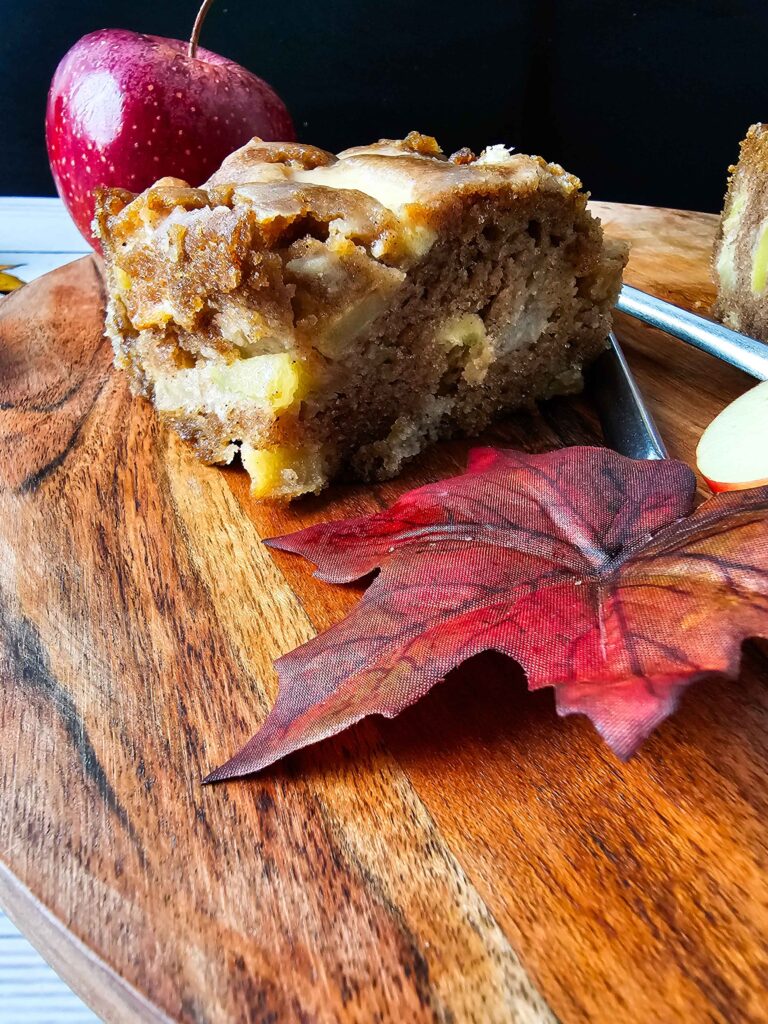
[1,0,765,211]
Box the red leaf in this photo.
[205,446,768,781]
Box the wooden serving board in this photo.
[1,202,766,1024]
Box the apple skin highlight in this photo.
[46,28,294,247]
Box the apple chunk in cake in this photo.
[95,132,626,499]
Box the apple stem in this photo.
[188,0,216,59]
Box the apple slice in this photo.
[696,379,768,492]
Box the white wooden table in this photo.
[0,196,97,1023]
[1,196,91,285]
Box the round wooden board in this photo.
[0,203,766,1024]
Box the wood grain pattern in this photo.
[0,203,766,1024]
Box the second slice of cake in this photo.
[96,132,626,499]
[714,123,768,342]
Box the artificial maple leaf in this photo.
[205,446,768,782]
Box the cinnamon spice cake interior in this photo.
[714,122,768,341]
[95,132,626,499]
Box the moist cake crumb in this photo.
[95,131,627,500]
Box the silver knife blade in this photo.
[585,331,668,460]
[617,284,768,381]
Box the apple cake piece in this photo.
[95,132,626,499]
[714,123,768,341]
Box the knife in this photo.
[617,284,768,381]
[585,331,668,460]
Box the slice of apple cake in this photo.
[95,132,626,499]
[714,123,768,341]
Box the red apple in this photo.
[696,379,768,492]
[46,15,294,248]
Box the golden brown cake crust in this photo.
[713,123,768,341]
[95,133,626,499]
